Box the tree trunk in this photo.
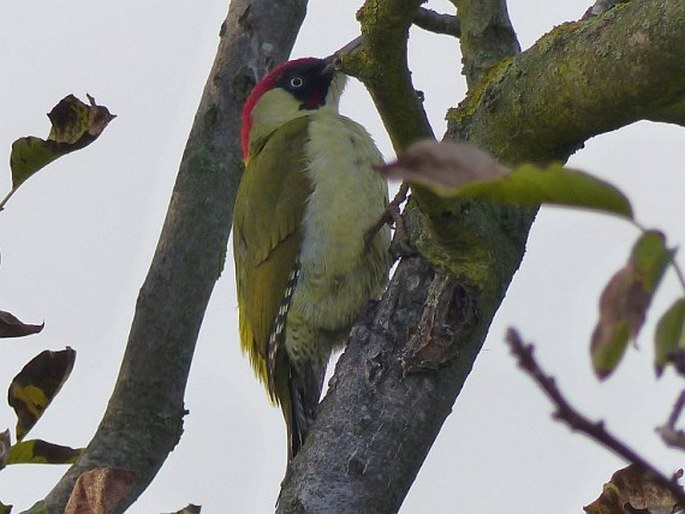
[43,1,307,511]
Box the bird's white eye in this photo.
[290,77,304,88]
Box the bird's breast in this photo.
[300,113,387,275]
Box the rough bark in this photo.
[277,0,685,512]
[42,1,307,511]
[450,0,685,163]
[456,0,520,88]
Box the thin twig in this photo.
[0,186,19,211]
[365,182,410,251]
[657,390,685,452]
[671,261,685,292]
[667,391,685,428]
[413,8,461,38]
[505,328,685,505]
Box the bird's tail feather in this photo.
[286,362,325,460]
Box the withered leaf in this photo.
[583,464,682,513]
[65,468,136,514]
[379,139,508,190]
[9,94,115,191]
[7,439,81,465]
[165,505,202,514]
[8,347,76,441]
[591,231,672,379]
[47,94,114,145]
[591,264,644,379]
[378,140,633,218]
[0,310,44,338]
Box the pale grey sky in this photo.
[0,1,683,512]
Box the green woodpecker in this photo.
[233,57,390,459]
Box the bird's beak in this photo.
[323,36,363,74]
[322,54,340,75]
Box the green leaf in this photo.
[455,163,633,218]
[591,231,674,379]
[8,94,115,192]
[0,500,11,514]
[654,298,685,377]
[8,348,76,441]
[631,230,672,292]
[7,439,81,465]
[0,429,9,470]
[377,140,633,218]
[9,137,62,189]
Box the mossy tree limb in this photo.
[450,0,685,163]
[455,0,521,87]
[345,0,435,152]
[279,0,685,512]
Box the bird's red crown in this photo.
[241,58,320,161]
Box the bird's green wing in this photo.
[233,116,312,403]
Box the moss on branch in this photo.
[449,1,685,163]
[343,0,434,152]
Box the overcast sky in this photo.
[0,1,683,512]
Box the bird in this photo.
[233,56,390,460]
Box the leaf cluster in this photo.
[0,95,114,512]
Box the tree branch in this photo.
[278,255,490,512]
[454,0,521,88]
[279,0,685,512]
[42,1,307,511]
[413,8,461,38]
[343,0,435,152]
[505,328,685,506]
[657,390,685,452]
[448,0,685,163]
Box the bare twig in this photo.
[667,391,685,428]
[672,261,685,292]
[658,390,685,451]
[364,182,410,251]
[0,186,19,211]
[505,328,685,506]
[413,8,461,37]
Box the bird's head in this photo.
[241,57,347,161]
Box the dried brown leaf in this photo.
[164,505,202,514]
[591,265,641,379]
[584,464,682,513]
[65,468,136,514]
[591,231,672,379]
[378,139,508,191]
[0,310,44,338]
[10,94,115,191]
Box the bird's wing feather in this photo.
[233,116,312,402]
